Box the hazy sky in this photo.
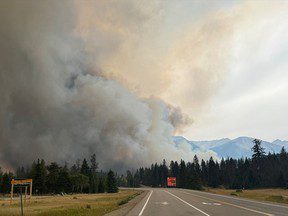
[76,0,288,142]
[1,0,288,170]
[179,0,288,141]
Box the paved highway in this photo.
[127,188,288,216]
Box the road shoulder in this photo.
[105,190,148,216]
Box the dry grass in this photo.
[0,189,141,216]
[206,188,288,204]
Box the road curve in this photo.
[126,188,288,216]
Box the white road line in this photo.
[164,190,210,216]
[181,189,288,209]
[180,190,274,216]
[138,190,153,216]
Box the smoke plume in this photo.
[0,0,224,171]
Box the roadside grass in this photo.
[205,188,288,204]
[0,189,141,216]
[117,192,141,206]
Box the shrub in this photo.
[266,195,284,202]
[230,192,238,196]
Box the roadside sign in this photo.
[167,177,176,187]
[11,179,33,203]
[11,179,32,186]
[10,179,33,216]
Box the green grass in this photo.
[266,195,286,203]
[206,188,288,204]
[117,192,141,206]
[230,192,238,196]
[37,206,115,216]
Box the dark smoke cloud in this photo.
[167,105,193,134]
[0,1,216,171]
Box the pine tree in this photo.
[251,139,265,187]
[139,167,144,184]
[126,170,134,187]
[81,159,90,177]
[252,139,265,160]
[191,155,202,190]
[89,154,98,193]
[207,157,220,188]
[16,166,27,178]
[201,159,208,185]
[71,164,80,174]
[280,147,287,160]
[106,170,118,193]
[98,177,105,193]
[160,159,168,187]
[70,173,89,193]
[193,155,201,178]
[90,154,98,173]
[151,163,160,187]
[169,160,179,186]
[46,162,60,193]
[179,160,187,188]
[57,166,71,193]
[134,171,140,187]
[277,172,286,188]
[0,172,13,194]
[30,159,47,194]
[80,158,90,192]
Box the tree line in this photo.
[0,154,118,195]
[122,139,288,190]
[1,139,287,194]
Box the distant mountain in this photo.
[173,136,287,159]
[211,137,282,159]
[272,139,288,148]
[173,136,200,151]
[192,138,231,149]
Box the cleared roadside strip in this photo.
[164,190,210,216]
[138,190,153,216]
[183,189,288,209]
[179,190,274,216]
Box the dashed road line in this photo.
[164,190,210,216]
[180,190,274,216]
[182,189,288,209]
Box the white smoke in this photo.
[0,0,219,171]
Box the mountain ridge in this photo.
[173,136,287,159]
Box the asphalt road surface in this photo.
[127,188,288,216]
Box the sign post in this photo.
[10,179,33,216]
[10,179,33,204]
[20,187,23,216]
